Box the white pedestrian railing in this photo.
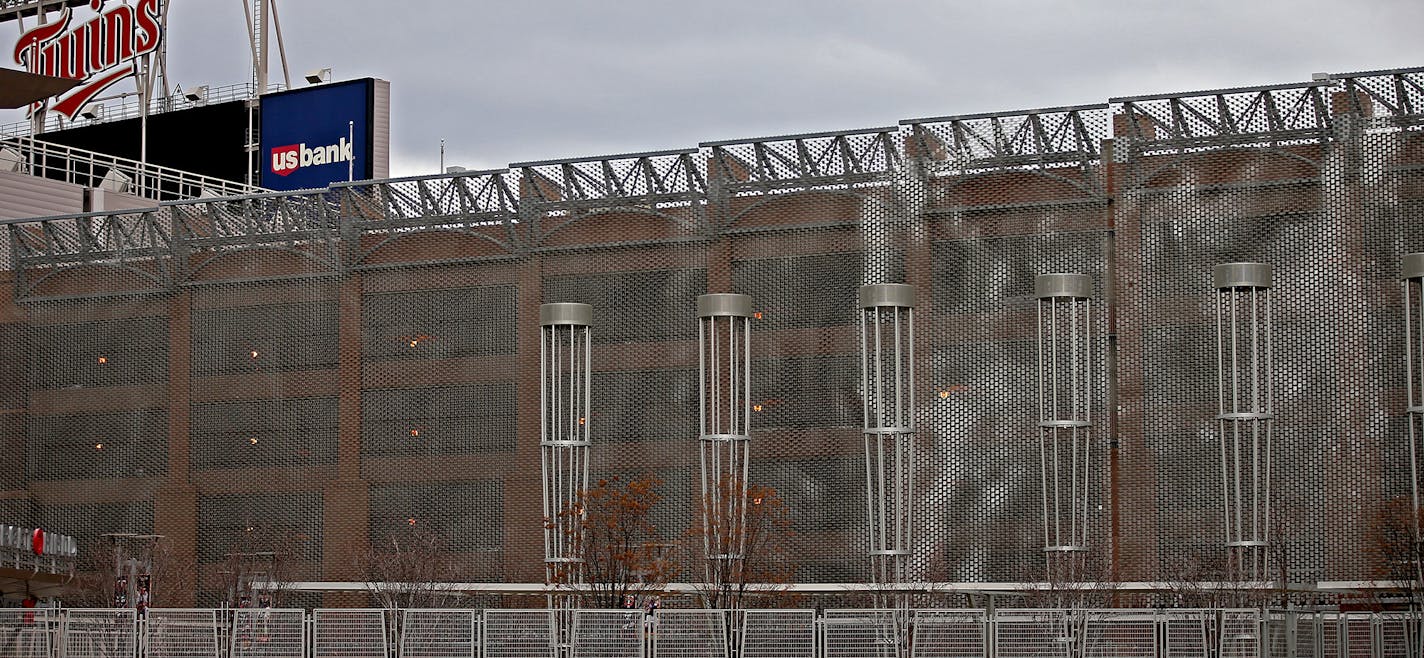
[0,135,266,202]
[0,607,1418,657]
[312,609,388,658]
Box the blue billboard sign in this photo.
[260,79,375,191]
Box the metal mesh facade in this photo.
[1,67,1423,606]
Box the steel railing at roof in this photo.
[1,65,1420,283]
[0,82,281,140]
[1,135,267,202]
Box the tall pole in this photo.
[256,0,268,93]
[696,293,752,598]
[540,303,592,603]
[859,284,916,618]
[1213,262,1275,586]
[1034,273,1094,589]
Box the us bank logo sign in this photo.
[11,0,164,119]
[260,79,374,191]
[269,138,355,177]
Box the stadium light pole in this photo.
[696,293,753,589]
[1034,273,1094,587]
[540,303,592,603]
[1213,262,1275,585]
[859,284,916,610]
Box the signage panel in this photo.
[10,0,164,118]
[259,78,375,191]
[0,523,77,557]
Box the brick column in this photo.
[323,273,370,605]
[504,256,545,583]
[154,289,197,606]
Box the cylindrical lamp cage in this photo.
[858,284,916,590]
[697,294,753,576]
[539,303,592,586]
[1402,253,1424,522]
[1212,262,1275,582]
[1034,273,1094,580]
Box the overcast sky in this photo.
[4,0,1422,177]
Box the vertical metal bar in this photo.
[1251,287,1261,545]
[1038,299,1050,551]
[894,306,903,429]
[1263,288,1274,561]
[1407,280,1419,517]
[1217,285,1230,548]
[875,309,885,431]
[1051,300,1061,428]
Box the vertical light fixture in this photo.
[540,303,592,590]
[1402,253,1424,528]
[1034,273,1094,583]
[697,293,753,585]
[859,284,916,598]
[1213,262,1275,582]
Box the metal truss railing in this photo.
[166,188,342,279]
[1330,65,1424,128]
[7,607,1418,658]
[513,148,709,247]
[167,189,337,247]
[1111,80,1335,152]
[332,170,524,265]
[1,136,266,201]
[6,206,171,296]
[701,126,902,195]
[334,171,519,227]
[513,149,707,208]
[3,67,1422,297]
[1110,67,1424,154]
[899,104,1109,174]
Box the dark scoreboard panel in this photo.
[35,99,254,185]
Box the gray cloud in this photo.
[4,0,1421,176]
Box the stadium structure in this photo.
[2,50,1424,656]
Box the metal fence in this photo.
[0,607,1419,658]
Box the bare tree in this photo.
[1368,496,1424,608]
[692,480,795,609]
[70,535,197,608]
[1159,551,1235,609]
[550,474,679,609]
[147,539,199,607]
[212,521,303,608]
[363,524,460,609]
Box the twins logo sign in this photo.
[11,0,164,119]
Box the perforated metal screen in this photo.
[1,67,1422,605]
